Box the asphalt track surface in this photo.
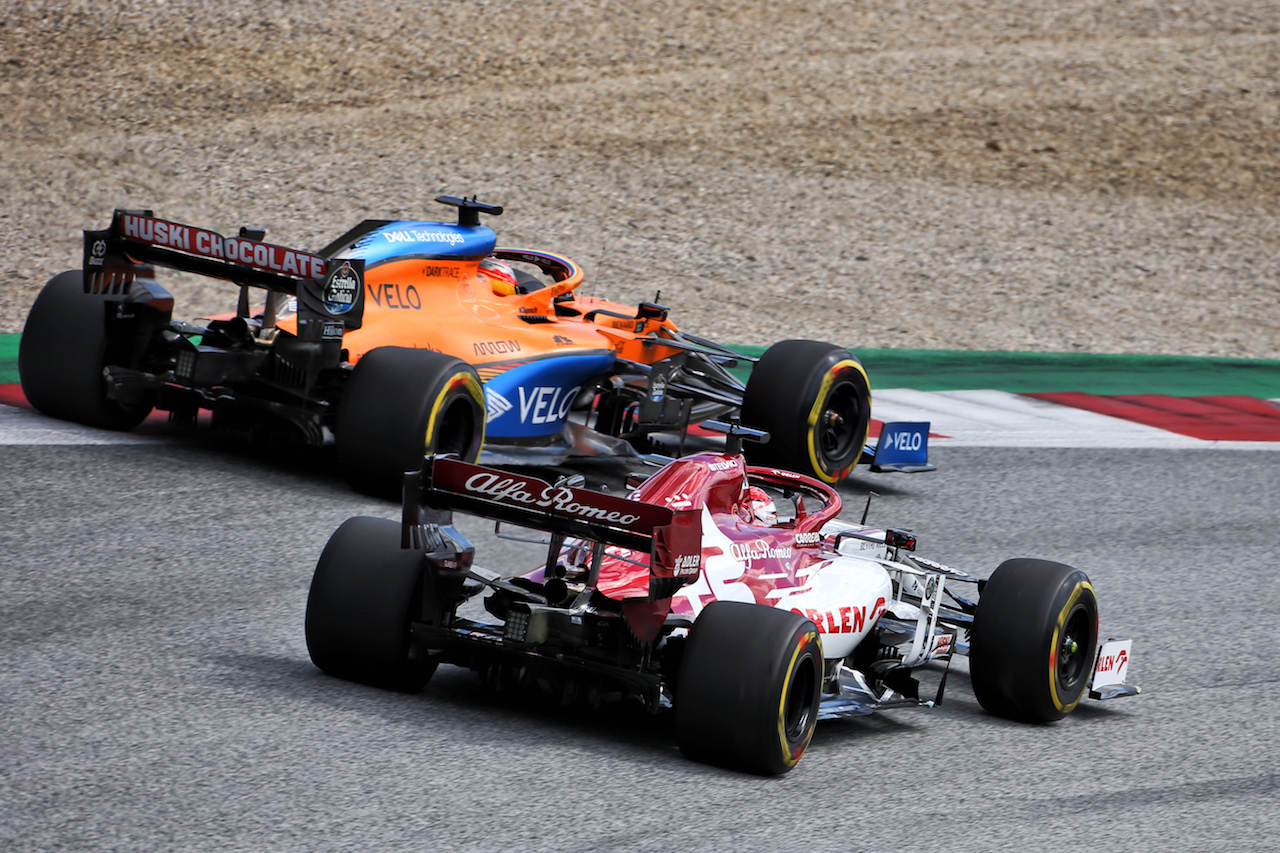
[3,438,1278,852]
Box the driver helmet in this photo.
[747,486,777,526]
[479,256,519,296]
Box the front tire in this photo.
[305,516,437,692]
[969,558,1099,722]
[675,602,823,775]
[336,347,485,494]
[740,340,871,483]
[19,270,155,430]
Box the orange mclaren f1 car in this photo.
[18,196,931,491]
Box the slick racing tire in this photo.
[19,270,155,430]
[969,559,1100,722]
[740,340,871,483]
[305,516,438,692]
[336,346,485,495]
[675,601,823,776]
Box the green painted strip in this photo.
[849,348,1280,397]
[727,346,1280,397]
[0,335,17,384]
[3,334,1278,397]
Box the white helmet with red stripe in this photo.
[746,486,777,526]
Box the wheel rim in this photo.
[1057,603,1092,690]
[815,379,862,465]
[432,394,480,460]
[782,654,818,742]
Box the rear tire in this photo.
[19,270,154,430]
[740,340,870,483]
[675,602,823,775]
[305,516,437,692]
[969,558,1099,722]
[336,347,485,494]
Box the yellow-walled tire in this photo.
[969,558,1100,722]
[675,601,823,775]
[740,340,871,483]
[336,347,485,495]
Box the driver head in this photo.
[479,256,518,295]
[747,485,777,526]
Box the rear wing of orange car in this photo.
[82,209,366,341]
[404,455,703,590]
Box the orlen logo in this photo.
[1096,649,1128,673]
[796,596,886,635]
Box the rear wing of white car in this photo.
[404,455,704,591]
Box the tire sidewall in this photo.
[770,619,823,771]
[19,270,154,429]
[799,352,870,483]
[741,340,871,483]
[305,516,436,691]
[969,558,1099,722]
[675,601,823,775]
[336,347,485,492]
[422,365,486,461]
[1046,576,1097,717]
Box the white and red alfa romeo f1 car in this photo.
[306,423,1139,775]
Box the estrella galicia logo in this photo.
[650,374,667,403]
[323,261,359,315]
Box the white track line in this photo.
[0,404,162,445]
[872,388,1280,450]
[4,390,1280,450]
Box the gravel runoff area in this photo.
[1,1,1277,359]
